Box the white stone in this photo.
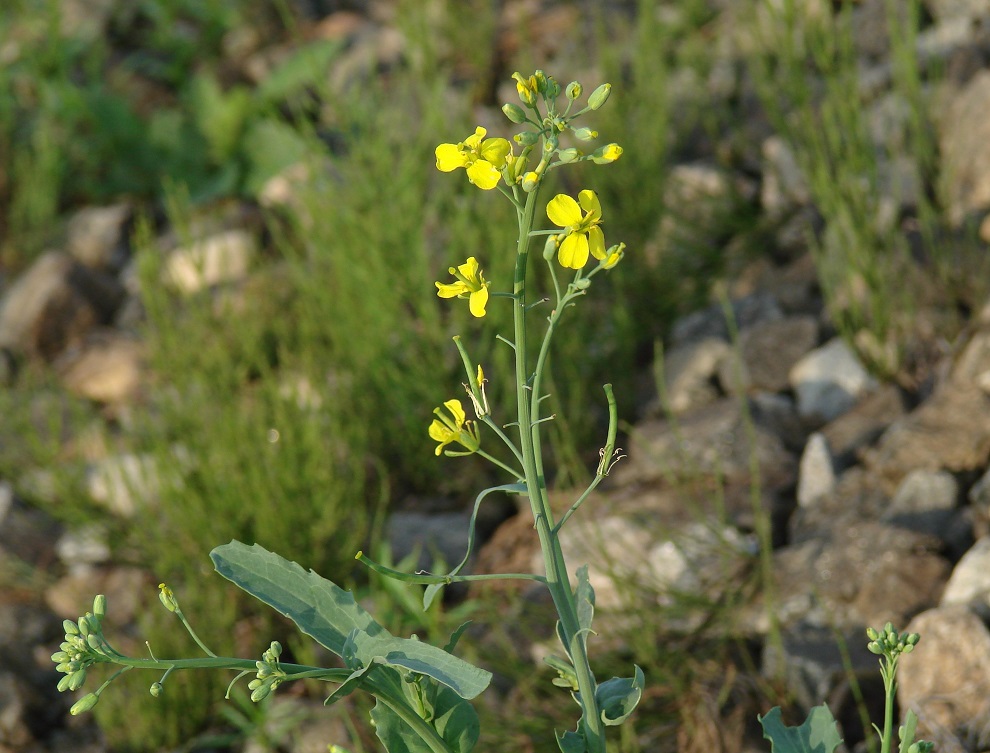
[941,537,990,610]
[797,433,835,508]
[164,229,257,294]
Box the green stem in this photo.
[880,658,897,753]
[512,186,606,753]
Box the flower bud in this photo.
[533,70,548,93]
[77,615,93,638]
[150,682,163,697]
[57,674,73,692]
[52,651,69,664]
[543,235,558,261]
[502,103,527,124]
[514,131,539,147]
[592,143,623,164]
[906,633,920,646]
[268,641,282,658]
[70,693,100,715]
[866,627,879,641]
[64,619,80,636]
[902,643,914,654]
[93,595,107,622]
[867,641,882,655]
[588,83,611,110]
[512,72,538,107]
[158,583,179,613]
[87,633,102,651]
[521,172,540,193]
[556,148,582,164]
[68,669,87,691]
[545,77,561,100]
[574,278,591,290]
[571,127,598,141]
[251,682,273,703]
[566,81,582,100]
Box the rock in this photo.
[819,384,906,468]
[789,466,888,543]
[940,70,990,225]
[65,203,131,270]
[54,524,111,570]
[0,671,33,748]
[970,466,990,532]
[385,511,470,572]
[44,566,146,625]
[789,338,878,423]
[772,522,947,631]
[0,495,60,571]
[718,315,820,393]
[656,338,730,415]
[899,607,990,752]
[797,433,836,508]
[924,0,990,22]
[671,293,783,347]
[760,136,810,221]
[163,229,258,294]
[86,451,183,517]
[881,469,959,542]
[941,537,990,616]
[55,330,144,404]
[0,251,124,361]
[865,384,990,492]
[749,391,808,450]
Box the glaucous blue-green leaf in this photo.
[759,705,844,753]
[595,665,645,726]
[211,541,383,657]
[556,728,587,753]
[211,542,491,699]
[346,629,490,700]
[371,684,480,753]
[324,660,380,707]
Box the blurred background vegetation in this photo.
[0,0,982,750]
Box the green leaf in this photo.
[596,665,645,726]
[898,709,919,753]
[444,622,473,654]
[211,542,491,699]
[556,728,587,753]
[759,705,844,753]
[371,684,480,753]
[241,118,311,197]
[324,660,380,707]
[211,541,383,656]
[346,629,490,700]
[256,40,343,104]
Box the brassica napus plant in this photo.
[52,70,638,753]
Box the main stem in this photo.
[512,188,605,753]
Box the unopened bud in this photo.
[63,620,79,636]
[158,583,179,613]
[543,235,558,261]
[150,682,163,697]
[514,131,539,147]
[588,83,611,110]
[70,692,100,715]
[522,171,540,193]
[251,682,273,703]
[93,595,107,621]
[592,143,623,164]
[68,669,87,692]
[556,148,581,164]
[502,103,527,124]
[866,627,879,641]
[566,81,582,100]
[574,278,591,290]
[571,127,598,141]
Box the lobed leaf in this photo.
[759,705,844,753]
[596,665,645,726]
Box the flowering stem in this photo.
[512,186,606,753]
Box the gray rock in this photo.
[940,70,990,225]
[671,293,784,347]
[773,522,948,631]
[924,0,990,22]
[719,315,820,394]
[941,537,990,615]
[882,469,959,541]
[749,391,808,450]
[820,384,906,468]
[385,511,470,572]
[0,251,124,360]
[865,384,990,493]
[789,466,889,543]
[656,337,730,414]
[66,203,131,269]
[900,607,990,752]
[55,524,111,569]
[797,433,836,508]
[789,338,878,423]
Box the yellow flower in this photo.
[546,189,605,269]
[512,72,539,107]
[436,257,491,317]
[435,127,511,190]
[428,399,481,456]
[592,143,623,164]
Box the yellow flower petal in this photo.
[436,143,468,172]
[436,281,467,298]
[458,256,480,280]
[480,138,511,168]
[468,285,489,317]
[578,189,602,221]
[466,160,501,190]
[588,225,606,260]
[443,399,466,426]
[464,127,486,149]
[558,233,589,269]
[547,194,582,227]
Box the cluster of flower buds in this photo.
[501,70,621,194]
[866,622,920,658]
[52,595,110,714]
[248,641,287,702]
